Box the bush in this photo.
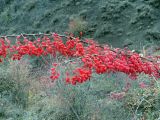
[68,16,88,36]
[124,76,160,120]
[0,59,31,108]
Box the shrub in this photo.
[124,76,160,120]
[0,32,159,120]
[68,16,88,36]
[0,59,31,108]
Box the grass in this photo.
[0,57,159,120]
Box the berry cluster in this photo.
[0,33,159,85]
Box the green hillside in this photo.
[0,0,160,49]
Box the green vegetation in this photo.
[0,0,160,48]
[0,0,160,119]
[0,59,159,120]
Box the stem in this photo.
[57,82,81,120]
[40,55,50,65]
[133,97,144,120]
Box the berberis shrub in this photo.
[0,32,159,119]
[0,33,159,82]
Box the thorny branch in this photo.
[0,32,159,63]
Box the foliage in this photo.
[68,16,88,36]
[124,76,160,120]
[0,33,159,85]
[0,33,159,120]
[0,58,159,120]
[0,59,31,108]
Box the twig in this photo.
[0,32,74,39]
[133,97,144,120]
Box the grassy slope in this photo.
[0,0,160,49]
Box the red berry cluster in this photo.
[66,68,92,85]
[0,33,159,85]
